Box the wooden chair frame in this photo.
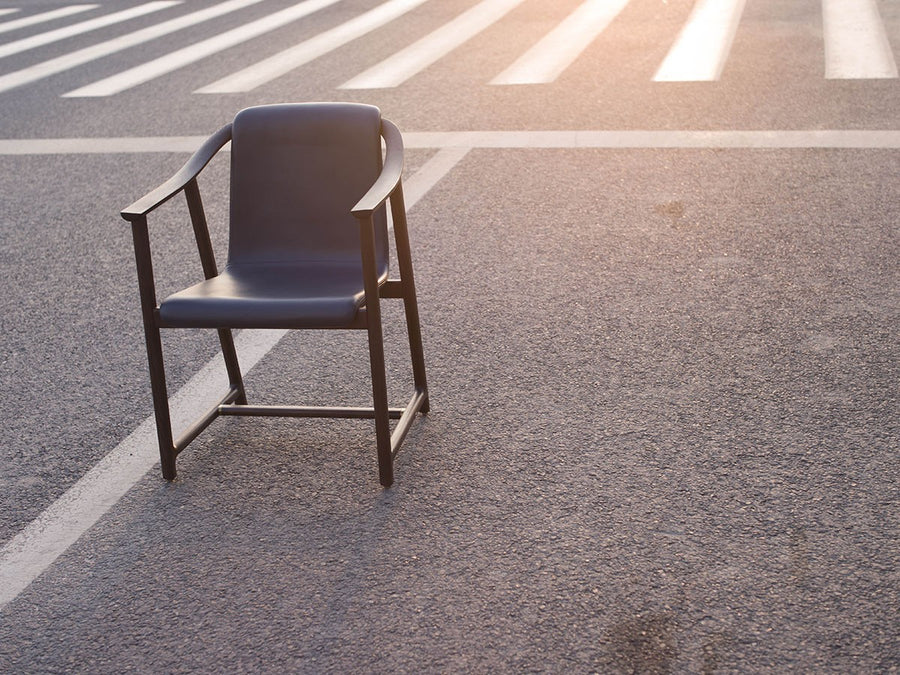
[121,114,428,487]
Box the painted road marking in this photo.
[0,5,97,37]
[0,2,177,61]
[822,0,898,79]
[2,130,900,156]
[197,0,432,94]
[340,0,526,89]
[0,329,286,612]
[65,0,341,97]
[653,0,746,81]
[0,148,468,613]
[0,0,261,94]
[491,0,630,85]
[1,0,897,96]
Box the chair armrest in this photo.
[351,119,404,220]
[120,123,233,222]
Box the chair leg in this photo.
[390,185,430,413]
[366,312,393,487]
[131,217,177,480]
[143,324,177,480]
[401,289,430,414]
[217,328,247,405]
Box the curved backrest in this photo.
[228,103,389,276]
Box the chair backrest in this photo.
[227,103,389,276]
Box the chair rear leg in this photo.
[401,290,430,414]
[390,185,429,413]
[217,328,247,405]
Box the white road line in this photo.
[0,10,19,19]
[0,329,286,613]
[0,5,97,37]
[653,0,746,82]
[404,146,471,202]
[0,0,263,95]
[2,131,900,155]
[0,1,177,60]
[822,0,897,79]
[340,0,526,89]
[197,0,432,94]
[0,150,467,614]
[0,136,209,154]
[65,0,342,97]
[491,0,630,85]
[404,129,900,148]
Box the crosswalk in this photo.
[0,2,176,61]
[0,0,896,97]
[0,5,98,37]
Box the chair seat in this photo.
[159,262,381,328]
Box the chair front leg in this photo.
[131,218,177,479]
[144,324,177,480]
[359,215,393,487]
[366,313,393,487]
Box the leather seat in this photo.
[159,262,384,329]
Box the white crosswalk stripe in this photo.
[823,0,898,79]
[65,0,340,97]
[0,0,260,94]
[653,0,747,81]
[0,0,896,97]
[0,1,177,60]
[490,0,630,85]
[0,5,97,37]
[340,0,527,89]
[196,0,432,93]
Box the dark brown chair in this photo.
[121,103,429,487]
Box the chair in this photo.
[121,103,429,487]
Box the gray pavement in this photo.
[0,0,898,671]
[1,145,897,671]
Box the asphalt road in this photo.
[0,0,897,671]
